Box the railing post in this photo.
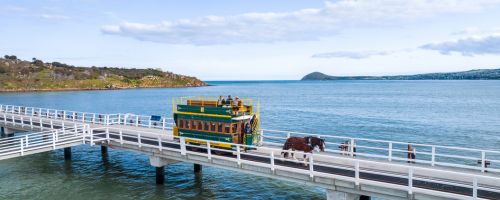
[207,141,212,160]
[180,137,186,155]
[118,114,121,125]
[25,135,29,147]
[309,154,314,178]
[270,151,275,172]
[90,129,94,146]
[473,177,478,199]
[237,145,241,166]
[92,114,96,124]
[50,120,54,129]
[106,128,110,143]
[135,116,139,127]
[355,160,360,185]
[119,130,123,144]
[388,142,392,161]
[124,115,127,126]
[20,138,24,156]
[54,110,58,119]
[481,151,486,172]
[162,118,166,130]
[40,118,43,131]
[20,116,24,128]
[72,112,76,122]
[431,146,436,166]
[350,138,355,157]
[148,118,152,128]
[63,111,66,120]
[30,117,33,129]
[138,133,142,148]
[52,131,57,149]
[408,168,413,195]
[158,136,162,151]
[82,113,85,123]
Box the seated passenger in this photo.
[232,97,239,107]
[217,96,225,107]
[226,95,233,106]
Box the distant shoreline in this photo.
[0,85,206,93]
[302,69,500,80]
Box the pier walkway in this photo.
[1,104,500,200]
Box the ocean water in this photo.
[0,80,500,199]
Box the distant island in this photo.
[302,69,500,80]
[0,55,206,92]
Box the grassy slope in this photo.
[0,58,207,91]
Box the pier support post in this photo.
[326,190,360,200]
[156,166,165,184]
[149,156,178,185]
[194,164,202,174]
[1,127,16,137]
[64,147,72,160]
[101,146,108,156]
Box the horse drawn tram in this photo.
[172,96,261,149]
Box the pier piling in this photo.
[101,146,108,156]
[156,166,165,184]
[194,164,202,173]
[64,147,71,160]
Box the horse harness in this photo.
[305,136,314,150]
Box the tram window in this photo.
[232,123,237,133]
[204,122,209,131]
[179,119,184,128]
[198,121,203,130]
[225,123,230,133]
[187,120,191,129]
[210,122,216,131]
[218,122,223,133]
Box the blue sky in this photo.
[2,0,500,80]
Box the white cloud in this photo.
[312,50,391,59]
[39,14,71,20]
[420,34,500,56]
[101,0,500,45]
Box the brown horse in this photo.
[281,136,325,165]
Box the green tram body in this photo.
[173,97,260,148]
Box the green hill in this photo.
[0,55,207,92]
[302,69,500,80]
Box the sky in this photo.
[1,0,500,80]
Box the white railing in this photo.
[261,129,500,174]
[0,124,87,159]
[0,104,174,128]
[1,104,499,175]
[87,126,500,200]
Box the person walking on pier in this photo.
[407,144,416,163]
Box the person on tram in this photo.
[226,95,233,106]
[218,96,225,107]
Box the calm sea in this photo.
[1,80,499,199]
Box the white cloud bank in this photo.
[101,0,500,45]
[312,50,391,59]
[421,34,500,56]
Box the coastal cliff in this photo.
[302,69,500,80]
[0,56,207,92]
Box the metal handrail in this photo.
[86,126,500,199]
